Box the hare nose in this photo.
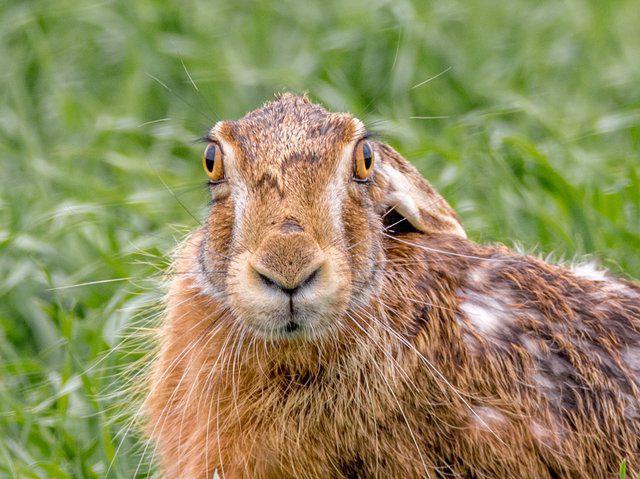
[254,264,321,296]
[249,231,325,295]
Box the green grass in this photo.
[1,0,639,476]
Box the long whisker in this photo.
[180,58,219,120]
[46,277,132,290]
[145,155,202,227]
[383,232,510,263]
[359,26,403,119]
[410,66,452,90]
[145,72,213,124]
[114,297,224,475]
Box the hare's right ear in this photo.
[374,144,466,238]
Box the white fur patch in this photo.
[460,302,499,333]
[325,173,345,236]
[468,268,488,286]
[351,117,368,138]
[521,336,541,356]
[459,293,510,335]
[232,181,249,238]
[622,346,640,373]
[532,372,556,391]
[530,420,562,446]
[471,406,505,431]
[571,262,607,281]
[531,421,548,441]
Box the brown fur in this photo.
[145,93,640,478]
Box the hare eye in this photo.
[203,143,224,182]
[353,140,373,181]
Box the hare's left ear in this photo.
[373,144,466,237]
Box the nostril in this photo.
[253,264,322,295]
[298,266,320,290]
[255,269,297,295]
[256,270,280,290]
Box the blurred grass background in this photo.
[1,0,639,477]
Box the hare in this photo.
[145,93,640,478]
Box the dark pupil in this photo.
[205,147,215,172]
[363,143,372,170]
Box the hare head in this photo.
[198,93,465,339]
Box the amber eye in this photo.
[203,143,224,182]
[353,139,374,181]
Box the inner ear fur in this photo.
[375,144,466,238]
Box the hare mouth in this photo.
[242,316,325,340]
[283,320,300,333]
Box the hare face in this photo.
[197,94,464,339]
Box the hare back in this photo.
[379,233,640,478]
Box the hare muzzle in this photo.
[229,223,348,338]
[250,230,325,296]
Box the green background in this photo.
[1,0,639,477]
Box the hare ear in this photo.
[376,144,466,237]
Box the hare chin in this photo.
[243,320,327,341]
